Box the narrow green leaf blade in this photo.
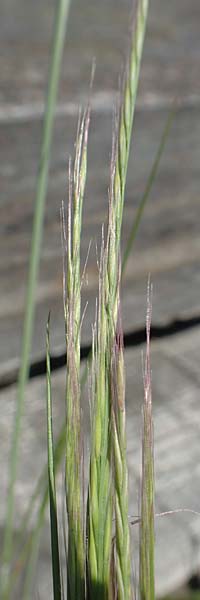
[122,108,175,275]
[46,315,62,600]
[0,1,71,593]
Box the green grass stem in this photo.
[46,316,62,600]
[111,329,132,600]
[108,0,149,310]
[1,0,71,594]
[105,2,150,592]
[122,108,175,276]
[22,492,48,600]
[87,241,113,600]
[139,280,155,600]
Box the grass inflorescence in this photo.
[2,0,180,595]
[63,104,90,600]
[46,1,156,599]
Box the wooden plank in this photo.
[1,105,200,377]
[1,0,200,378]
[1,328,200,596]
[0,0,200,119]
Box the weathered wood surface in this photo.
[1,0,200,116]
[1,104,200,377]
[0,0,200,378]
[1,328,200,597]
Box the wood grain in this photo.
[1,106,200,377]
[1,0,200,117]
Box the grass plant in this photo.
[47,73,155,599]
[2,0,179,597]
[45,0,155,598]
[14,101,173,586]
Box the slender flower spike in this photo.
[108,0,149,307]
[111,313,132,600]
[139,279,155,600]
[87,2,149,596]
[87,239,113,600]
[64,105,90,600]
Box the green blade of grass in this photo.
[122,108,175,276]
[22,491,48,600]
[46,315,62,600]
[10,371,86,593]
[111,326,131,600]
[139,280,155,600]
[1,0,71,594]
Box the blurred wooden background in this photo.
[0,0,200,597]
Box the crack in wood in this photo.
[1,314,200,390]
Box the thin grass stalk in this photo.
[108,0,149,311]
[105,19,150,572]
[139,280,155,600]
[106,149,132,599]
[0,1,71,593]
[64,106,90,600]
[87,239,113,600]
[105,0,149,590]
[46,316,62,600]
[111,318,132,600]
[13,364,86,590]
[87,3,149,595]
[22,493,48,600]
[10,322,61,600]
[122,108,175,275]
